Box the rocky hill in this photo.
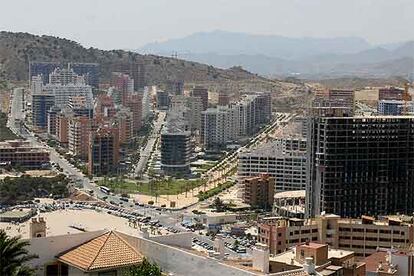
[0,31,266,85]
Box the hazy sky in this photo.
[1,0,413,50]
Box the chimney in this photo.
[142,226,149,239]
[303,257,316,274]
[214,234,225,259]
[252,243,269,274]
[30,216,46,238]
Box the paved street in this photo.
[134,111,166,178]
[6,87,295,248]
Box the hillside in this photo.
[0,32,315,113]
[0,31,266,85]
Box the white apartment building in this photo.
[201,106,240,149]
[49,66,86,85]
[42,84,93,108]
[31,67,93,109]
[238,137,307,192]
[141,87,152,120]
[171,95,203,132]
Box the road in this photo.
[134,111,166,178]
[202,113,296,187]
[7,88,179,224]
[6,88,296,257]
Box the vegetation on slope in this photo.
[0,174,69,205]
[0,112,17,141]
[0,31,265,84]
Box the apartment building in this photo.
[48,66,86,86]
[68,116,91,160]
[68,96,93,118]
[88,127,119,175]
[231,92,272,136]
[69,62,100,88]
[161,112,193,175]
[165,79,184,95]
[170,95,203,132]
[41,84,93,109]
[56,112,69,147]
[112,108,133,145]
[218,92,231,106]
[141,88,152,120]
[156,90,170,110]
[29,61,61,84]
[241,174,275,210]
[258,214,414,257]
[46,106,60,136]
[379,87,405,101]
[191,86,209,110]
[238,137,307,192]
[112,61,145,90]
[0,140,50,169]
[378,99,414,115]
[111,72,134,105]
[201,106,239,149]
[94,95,116,119]
[32,94,55,129]
[125,93,142,133]
[306,115,414,218]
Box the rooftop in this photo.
[58,230,143,272]
[239,139,306,158]
[274,190,306,199]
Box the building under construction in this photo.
[306,113,414,218]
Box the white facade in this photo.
[26,230,260,276]
[31,75,43,94]
[42,84,93,108]
[141,87,152,120]
[201,106,239,148]
[49,67,86,86]
[238,138,307,192]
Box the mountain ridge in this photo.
[138,30,414,78]
[0,31,269,85]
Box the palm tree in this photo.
[0,230,38,276]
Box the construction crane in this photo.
[403,82,412,115]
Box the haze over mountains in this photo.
[139,30,414,79]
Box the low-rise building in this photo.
[269,242,366,275]
[364,248,414,275]
[258,214,414,257]
[0,140,50,169]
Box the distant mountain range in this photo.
[138,30,414,79]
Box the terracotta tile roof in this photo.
[282,271,309,276]
[58,231,143,272]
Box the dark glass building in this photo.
[306,115,414,218]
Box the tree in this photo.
[232,239,240,250]
[124,258,162,276]
[211,197,226,212]
[0,230,38,276]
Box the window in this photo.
[46,264,59,276]
[45,263,68,276]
